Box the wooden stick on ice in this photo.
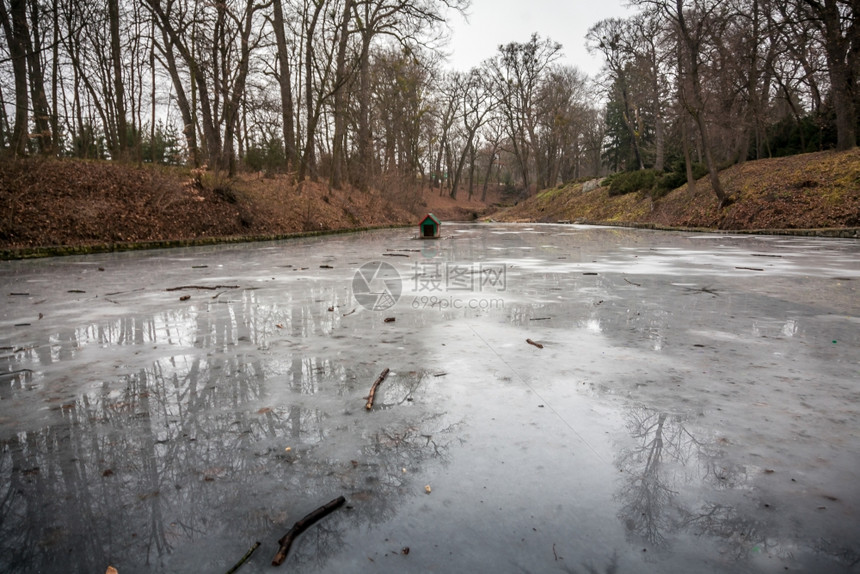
[365,368,390,410]
[272,496,346,566]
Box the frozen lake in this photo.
[1,223,859,573]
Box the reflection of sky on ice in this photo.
[1,223,859,573]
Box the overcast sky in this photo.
[444,0,635,78]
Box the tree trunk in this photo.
[0,84,10,144]
[157,30,197,165]
[192,65,219,168]
[468,142,476,200]
[434,138,445,193]
[330,0,354,189]
[108,0,127,159]
[509,112,531,191]
[620,80,645,170]
[146,0,221,169]
[272,0,297,175]
[450,128,479,199]
[1,0,30,156]
[675,0,726,204]
[356,29,373,191]
[652,64,664,171]
[150,17,157,162]
[50,0,59,152]
[692,110,727,203]
[675,34,695,195]
[819,0,857,150]
[481,141,499,202]
[299,0,324,182]
[24,0,52,155]
[220,0,256,176]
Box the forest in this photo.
[0,0,857,204]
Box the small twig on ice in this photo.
[272,496,346,566]
[526,339,543,349]
[366,368,390,410]
[623,277,641,287]
[225,541,260,574]
[683,285,720,296]
[105,287,144,296]
[166,285,239,291]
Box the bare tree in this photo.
[152,21,198,166]
[372,46,433,180]
[536,65,590,186]
[0,0,31,156]
[108,0,127,159]
[145,0,268,174]
[630,10,669,171]
[298,0,327,182]
[588,18,647,170]
[330,0,356,189]
[636,0,730,204]
[478,111,505,201]
[489,33,562,193]
[449,69,495,198]
[350,0,467,191]
[271,0,298,174]
[782,0,857,151]
[430,71,461,193]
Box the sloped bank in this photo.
[491,149,860,235]
[0,158,416,259]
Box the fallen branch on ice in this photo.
[365,368,390,410]
[166,285,239,291]
[271,496,346,566]
[225,541,260,574]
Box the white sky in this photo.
[444,0,635,78]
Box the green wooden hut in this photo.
[419,213,441,239]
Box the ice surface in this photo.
[1,224,858,573]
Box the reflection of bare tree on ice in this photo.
[616,411,683,547]
[615,407,766,559]
[0,336,460,573]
